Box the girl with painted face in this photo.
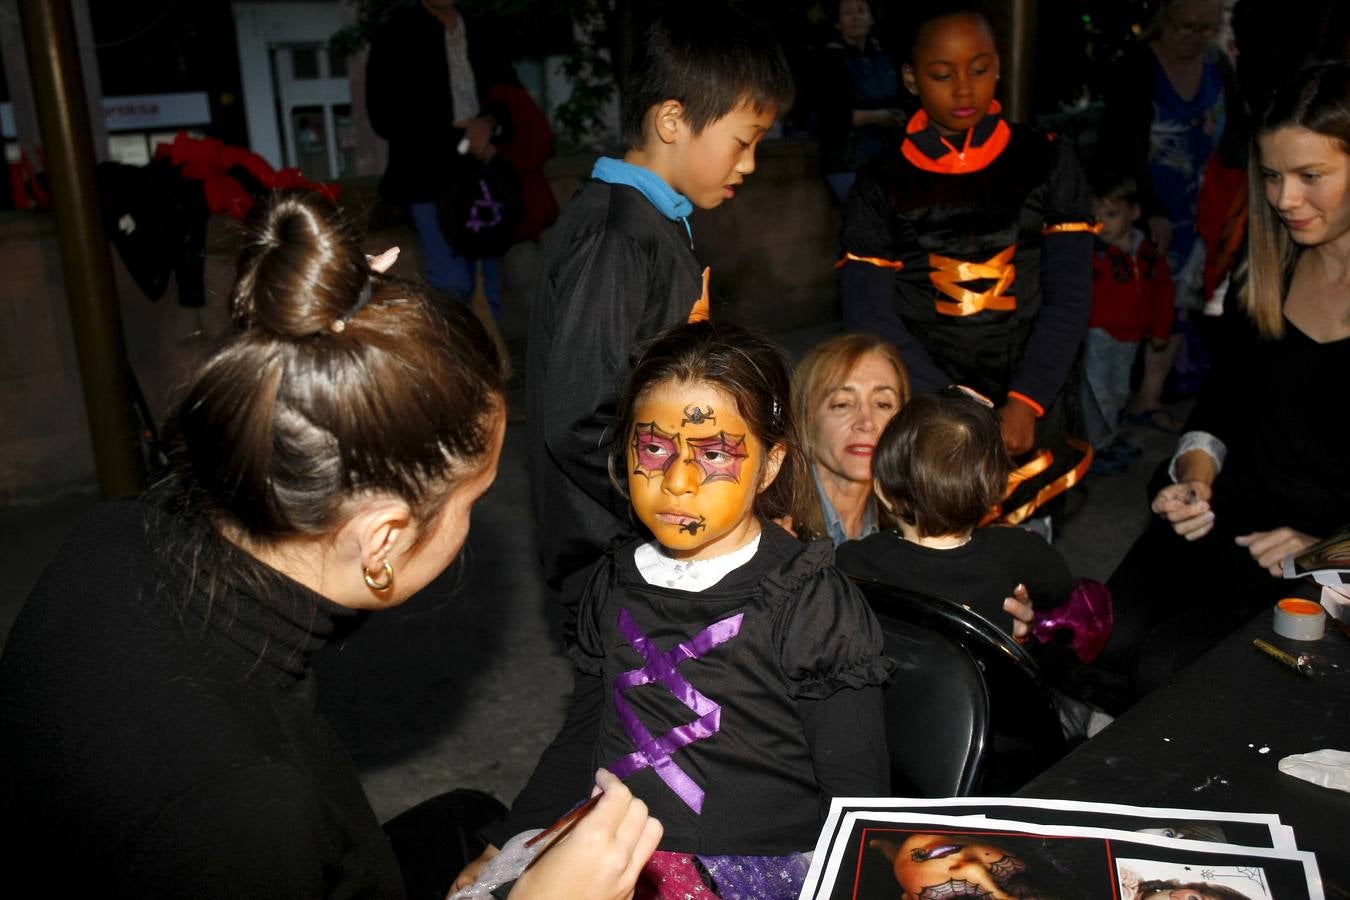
[838,2,1097,528]
[554,321,892,898]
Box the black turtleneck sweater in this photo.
[0,500,404,898]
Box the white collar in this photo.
[633,533,762,593]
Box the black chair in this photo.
[875,608,990,797]
[855,578,1070,795]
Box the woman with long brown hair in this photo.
[0,191,660,898]
[1104,62,1350,701]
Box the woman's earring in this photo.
[363,559,394,592]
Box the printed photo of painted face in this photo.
[893,833,1028,900]
[628,380,783,560]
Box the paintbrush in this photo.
[1252,638,1314,677]
[524,793,603,849]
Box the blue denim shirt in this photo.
[813,467,878,547]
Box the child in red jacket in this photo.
[1081,174,1175,472]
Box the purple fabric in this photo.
[698,852,811,900]
[637,851,716,898]
[1033,577,1114,663]
[609,608,744,813]
[635,850,812,899]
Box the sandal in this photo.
[1127,407,1184,433]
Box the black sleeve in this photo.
[480,671,604,848]
[1015,530,1075,611]
[365,18,432,143]
[538,229,653,523]
[777,564,895,699]
[839,171,951,394]
[125,765,341,898]
[796,686,890,801]
[1009,140,1094,407]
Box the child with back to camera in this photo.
[1081,172,1176,474]
[533,321,892,899]
[836,387,1072,631]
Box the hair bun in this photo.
[231,190,368,338]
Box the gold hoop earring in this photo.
[363,559,394,592]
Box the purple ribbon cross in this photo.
[608,607,743,813]
[465,178,503,233]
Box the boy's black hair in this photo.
[621,0,795,148]
[900,1,995,63]
[872,387,1009,538]
[1088,169,1139,206]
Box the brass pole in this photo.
[20,0,145,496]
[1006,0,1038,123]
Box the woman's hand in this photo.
[998,401,1037,456]
[1152,481,1215,540]
[1234,528,1319,577]
[1004,583,1034,641]
[462,115,497,160]
[510,770,662,900]
[452,843,500,893]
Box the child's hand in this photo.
[451,844,499,893]
[510,770,662,900]
[998,400,1037,456]
[1004,583,1035,642]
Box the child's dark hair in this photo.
[872,387,1009,537]
[1089,169,1138,206]
[901,1,995,63]
[621,0,795,148]
[612,320,805,522]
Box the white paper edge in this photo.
[806,810,1321,900]
[798,795,1294,899]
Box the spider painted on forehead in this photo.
[682,405,715,427]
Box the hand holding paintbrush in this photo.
[449,769,662,900]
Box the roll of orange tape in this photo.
[1273,597,1326,640]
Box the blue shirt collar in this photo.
[813,467,877,547]
[591,157,694,244]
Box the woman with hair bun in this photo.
[0,191,660,898]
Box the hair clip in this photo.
[330,280,373,334]
[771,398,782,419]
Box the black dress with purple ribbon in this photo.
[575,522,893,857]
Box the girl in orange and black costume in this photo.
[839,2,1097,524]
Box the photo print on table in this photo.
[1118,858,1272,900]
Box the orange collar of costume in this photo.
[902,101,1011,175]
